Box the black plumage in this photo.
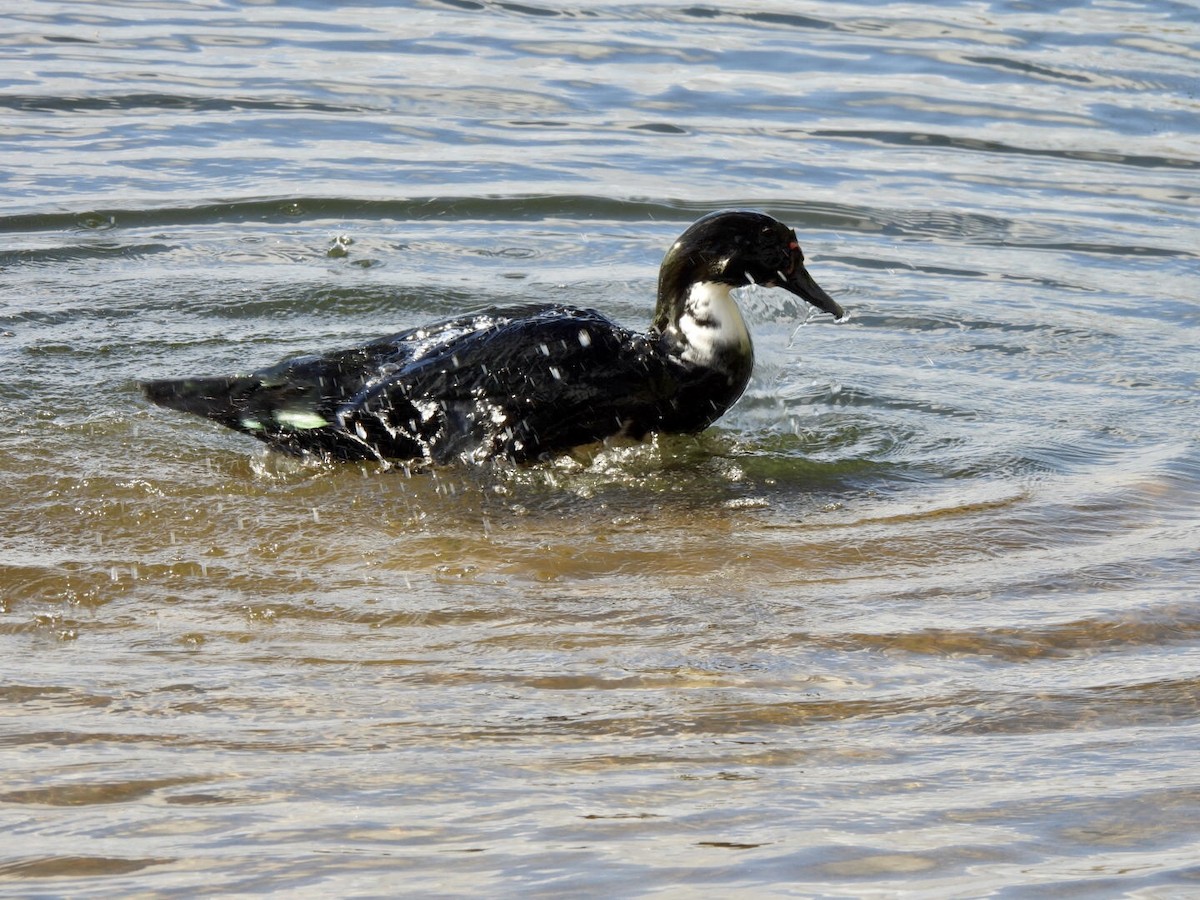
[141,209,845,464]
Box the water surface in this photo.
[2,0,1199,895]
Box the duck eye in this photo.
[782,240,803,275]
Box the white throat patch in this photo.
[671,281,752,365]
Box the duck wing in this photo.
[141,304,682,463]
[140,304,560,460]
[341,305,681,463]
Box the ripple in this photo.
[0,93,367,116]
[0,776,205,806]
[0,856,172,878]
[812,128,1200,171]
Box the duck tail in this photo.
[140,376,258,432]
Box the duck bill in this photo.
[783,265,845,320]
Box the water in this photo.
[3,0,1199,895]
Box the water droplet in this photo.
[327,234,354,258]
[77,212,115,230]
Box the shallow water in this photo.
[3,0,1200,895]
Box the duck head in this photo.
[652,210,845,366]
